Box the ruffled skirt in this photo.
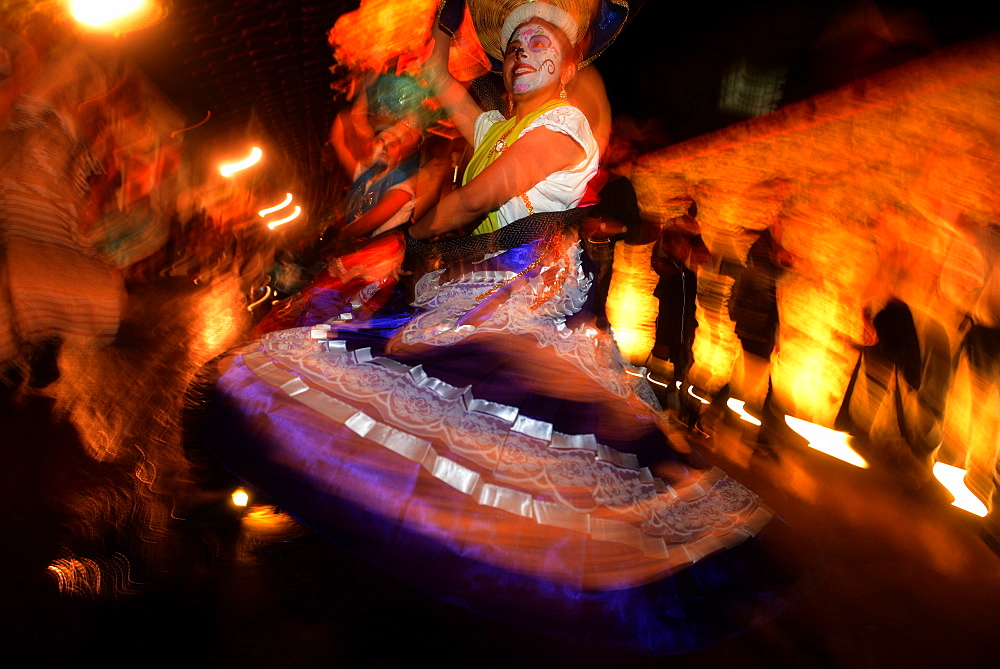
[205,224,814,654]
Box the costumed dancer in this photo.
[205,0,815,654]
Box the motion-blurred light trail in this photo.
[266,205,302,230]
[219,147,262,177]
[932,462,988,517]
[785,415,869,469]
[259,193,293,217]
[727,398,762,426]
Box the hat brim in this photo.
[438,0,631,73]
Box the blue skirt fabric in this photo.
[206,226,817,654]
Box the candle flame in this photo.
[784,415,869,468]
[932,462,988,517]
[219,147,263,177]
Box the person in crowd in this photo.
[252,75,424,334]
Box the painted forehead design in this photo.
[507,23,557,51]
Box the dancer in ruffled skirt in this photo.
[206,0,815,653]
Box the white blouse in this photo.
[473,105,599,227]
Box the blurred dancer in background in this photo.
[252,74,425,334]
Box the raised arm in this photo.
[329,87,376,178]
[409,127,584,240]
[423,21,484,148]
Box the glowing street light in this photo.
[231,487,249,507]
[68,0,164,33]
[69,0,144,26]
[219,147,262,177]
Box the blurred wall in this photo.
[628,34,1000,512]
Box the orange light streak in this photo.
[247,286,273,311]
[625,368,670,388]
[219,147,262,177]
[726,398,762,426]
[258,193,293,217]
[687,386,710,405]
[784,416,869,469]
[646,375,670,389]
[932,462,988,517]
[170,110,212,138]
[266,205,302,230]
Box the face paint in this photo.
[503,22,563,97]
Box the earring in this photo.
[558,85,567,100]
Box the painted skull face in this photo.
[503,22,564,98]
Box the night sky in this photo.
[596,0,1000,144]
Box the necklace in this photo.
[484,123,534,215]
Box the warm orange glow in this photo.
[239,506,307,542]
[631,36,1000,505]
[784,416,869,468]
[266,205,302,230]
[329,0,434,72]
[686,270,742,396]
[932,462,989,517]
[48,557,101,596]
[727,398,762,426]
[605,242,658,364]
[328,0,488,81]
[243,505,297,530]
[68,0,164,34]
[219,147,263,177]
[47,554,134,597]
[70,0,144,25]
[231,487,249,507]
[258,193,293,217]
[187,275,252,355]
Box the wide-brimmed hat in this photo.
[439,0,631,72]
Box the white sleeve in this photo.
[473,110,507,149]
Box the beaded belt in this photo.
[404,209,585,265]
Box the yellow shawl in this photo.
[464,100,569,236]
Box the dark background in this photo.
[112,1,1000,217]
